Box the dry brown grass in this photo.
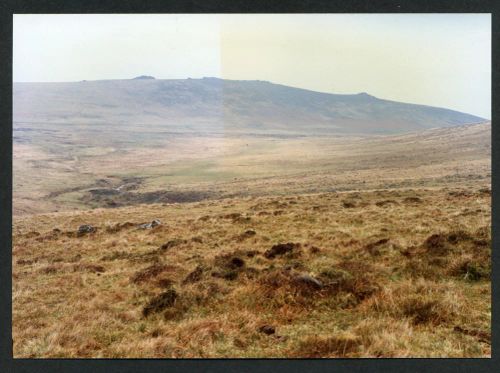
[14,123,490,216]
[12,186,490,358]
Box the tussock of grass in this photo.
[364,279,465,326]
[290,333,362,357]
[12,187,491,357]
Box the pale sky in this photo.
[13,14,491,118]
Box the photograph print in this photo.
[12,13,491,358]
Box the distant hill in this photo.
[13,78,485,135]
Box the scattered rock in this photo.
[138,219,162,229]
[264,242,301,259]
[142,289,178,317]
[150,219,162,228]
[133,75,155,80]
[293,274,323,290]
[77,225,96,237]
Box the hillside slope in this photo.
[12,187,491,357]
[13,122,490,215]
[13,78,484,135]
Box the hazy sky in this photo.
[13,14,491,118]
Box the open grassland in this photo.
[13,186,491,358]
[13,121,491,357]
[13,122,490,215]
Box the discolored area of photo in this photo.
[12,14,491,358]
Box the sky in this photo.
[13,14,491,118]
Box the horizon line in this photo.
[12,76,489,120]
